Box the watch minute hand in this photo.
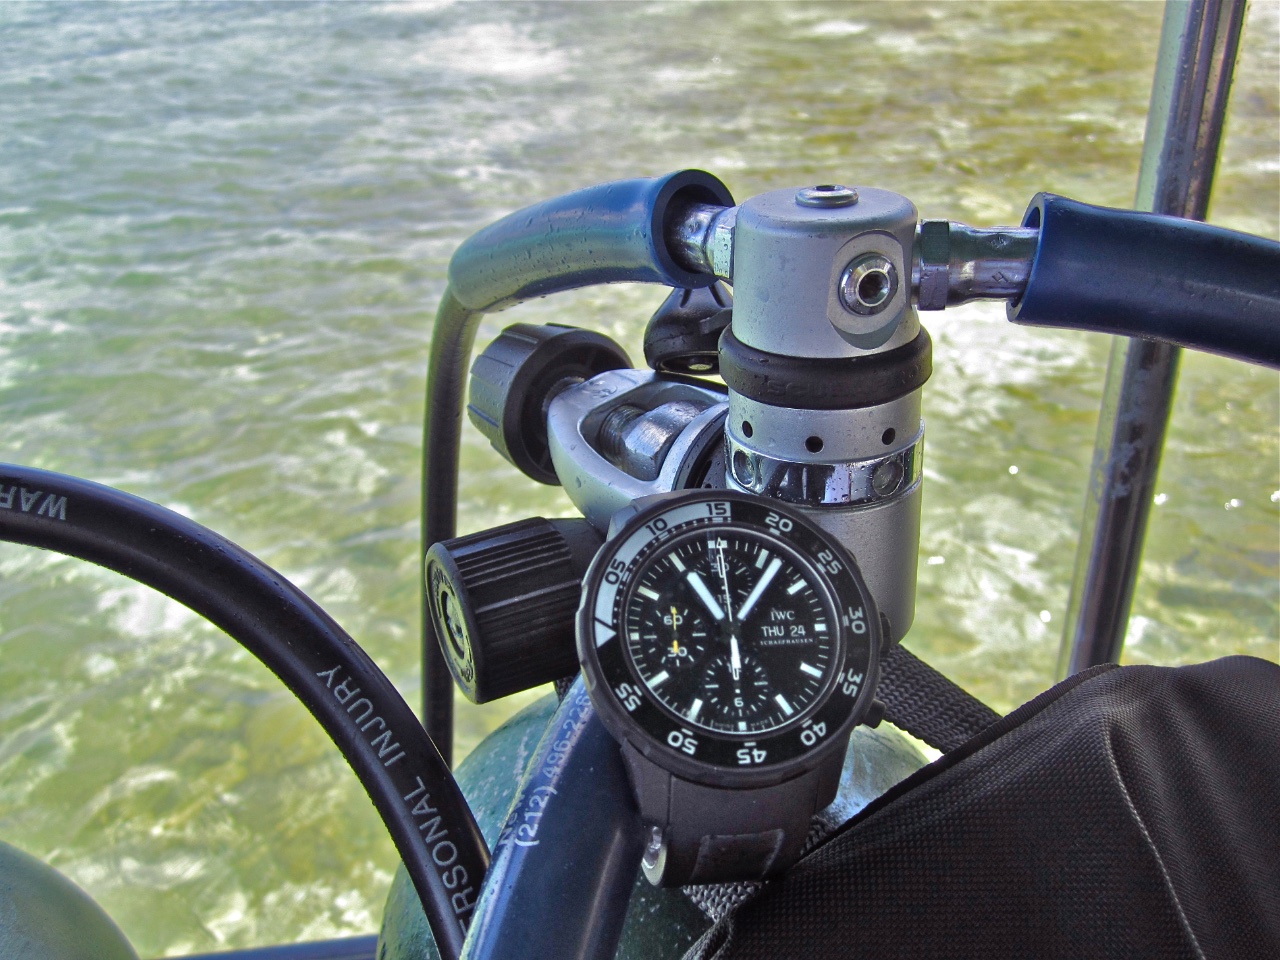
[736,556,783,623]
[712,543,741,680]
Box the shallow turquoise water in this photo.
[0,2,1275,954]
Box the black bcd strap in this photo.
[876,644,1001,753]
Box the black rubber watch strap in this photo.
[689,829,789,882]
[622,742,842,887]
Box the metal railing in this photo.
[1058,0,1249,676]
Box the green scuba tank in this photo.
[0,839,138,960]
[377,694,926,960]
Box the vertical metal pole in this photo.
[1058,0,1248,677]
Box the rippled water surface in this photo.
[0,2,1276,954]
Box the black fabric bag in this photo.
[689,656,1280,960]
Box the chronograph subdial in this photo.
[625,602,711,672]
[699,654,771,727]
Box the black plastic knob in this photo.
[642,282,732,375]
[468,323,631,485]
[425,516,603,703]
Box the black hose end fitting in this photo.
[643,282,733,375]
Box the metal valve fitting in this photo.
[912,220,1039,310]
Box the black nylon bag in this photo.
[689,656,1280,960]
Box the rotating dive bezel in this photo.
[577,489,880,788]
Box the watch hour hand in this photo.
[685,571,726,622]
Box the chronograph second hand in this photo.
[710,539,744,682]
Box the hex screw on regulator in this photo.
[795,184,859,208]
[871,458,905,497]
[840,254,899,316]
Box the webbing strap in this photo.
[877,645,1001,753]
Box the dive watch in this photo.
[576,489,882,886]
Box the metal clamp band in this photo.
[728,429,924,507]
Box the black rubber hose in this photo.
[0,463,487,960]
[1009,193,1280,367]
[460,678,642,960]
[421,290,480,764]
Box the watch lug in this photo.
[879,611,895,653]
[621,740,673,825]
[605,504,640,540]
[813,736,852,814]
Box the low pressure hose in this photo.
[420,170,732,759]
[1010,194,1280,367]
[0,463,487,960]
[461,678,643,960]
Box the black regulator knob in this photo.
[642,282,732,375]
[425,516,603,703]
[468,323,631,485]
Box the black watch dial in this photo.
[621,528,838,735]
[578,491,879,776]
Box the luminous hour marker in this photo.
[786,580,805,595]
[630,632,640,642]
[648,670,670,688]
[738,721,747,731]
[775,694,794,716]
[638,586,660,601]
[669,554,686,572]
[687,698,703,721]
[814,622,827,632]
[755,549,770,569]
[799,662,823,679]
